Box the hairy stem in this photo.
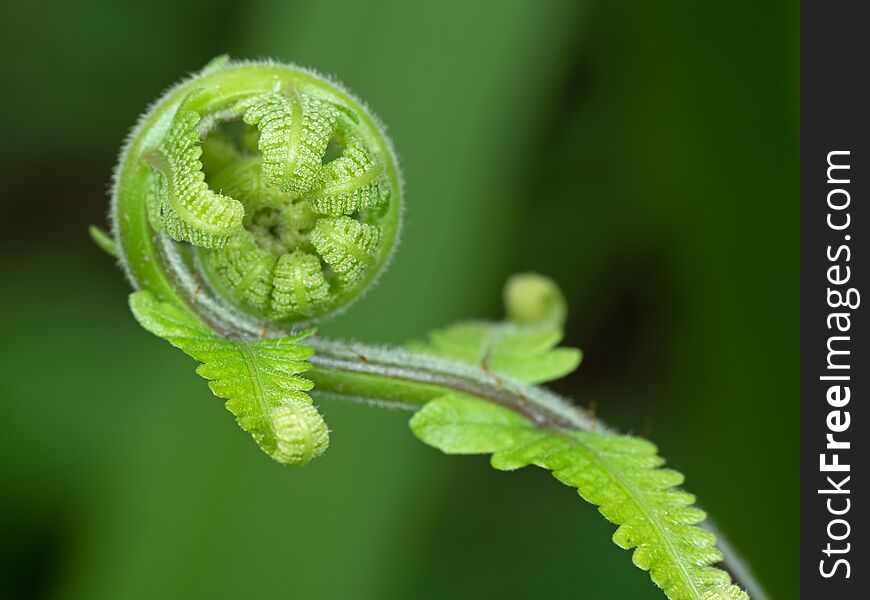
[306,337,602,432]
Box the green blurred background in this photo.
[0,1,796,598]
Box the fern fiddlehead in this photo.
[98,57,762,600]
[113,56,400,334]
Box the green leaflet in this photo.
[409,321,582,384]
[309,216,380,286]
[201,230,280,314]
[410,395,748,600]
[307,133,390,216]
[239,90,339,194]
[408,273,580,384]
[146,111,245,248]
[129,291,328,466]
[88,225,119,258]
[271,251,331,318]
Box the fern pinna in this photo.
[94,56,762,600]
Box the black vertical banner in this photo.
[801,2,868,597]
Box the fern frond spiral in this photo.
[110,57,401,466]
[112,58,402,334]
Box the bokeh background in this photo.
[0,1,796,598]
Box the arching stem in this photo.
[306,337,602,431]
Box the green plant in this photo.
[95,57,762,600]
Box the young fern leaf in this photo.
[308,133,389,216]
[309,216,381,286]
[410,395,748,600]
[271,251,332,318]
[128,291,328,466]
[409,321,582,384]
[202,230,280,315]
[409,274,579,383]
[146,111,245,248]
[239,91,339,194]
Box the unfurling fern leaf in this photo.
[309,216,381,285]
[145,111,245,248]
[307,133,389,216]
[409,273,580,384]
[202,230,278,314]
[128,291,328,465]
[410,395,748,600]
[409,320,582,384]
[239,91,339,194]
[271,250,332,318]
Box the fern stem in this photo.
[306,337,602,432]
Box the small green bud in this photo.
[503,272,567,326]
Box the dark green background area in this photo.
[0,1,796,598]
